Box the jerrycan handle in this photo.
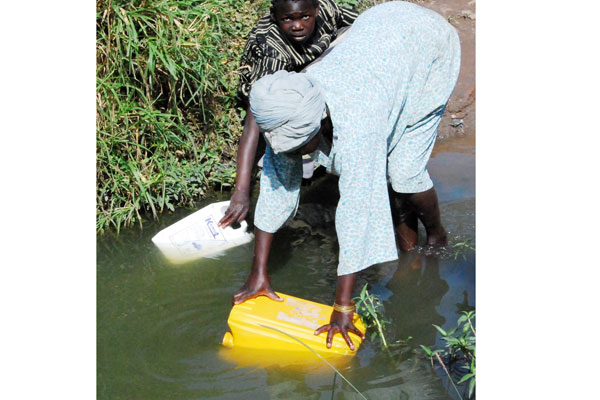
[219,205,249,232]
[229,220,248,231]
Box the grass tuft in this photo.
[96,0,270,232]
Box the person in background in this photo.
[222,0,358,225]
[220,1,461,350]
[237,0,357,108]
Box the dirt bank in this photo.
[420,0,476,145]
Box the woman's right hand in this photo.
[219,189,250,228]
[314,310,365,350]
[233,271,282,305]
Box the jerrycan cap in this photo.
[222,331,234,348]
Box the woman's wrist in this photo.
[333,301,355,313]
[234,186,250,195]
[334,272,357,307]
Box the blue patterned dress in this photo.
[254,1,461,275]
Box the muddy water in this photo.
[97,138,475,399]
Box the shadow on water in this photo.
[97,142,475,399]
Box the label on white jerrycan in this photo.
[151,201,254,263]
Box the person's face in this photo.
[271,1,319,44]
[289,109,331,156]
[291,131,321,156]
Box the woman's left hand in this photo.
[314,310,365,350]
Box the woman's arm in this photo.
[219,106,260,228]
[229,145,302,305]
[233,227,283,304]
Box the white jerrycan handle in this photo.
[218,203,249,234]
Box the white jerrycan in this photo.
[151,201,254,264]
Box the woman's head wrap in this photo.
[250,70,325,154]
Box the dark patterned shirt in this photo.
[237,0,358,107]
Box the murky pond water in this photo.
[97,139,475,400]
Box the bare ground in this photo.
[419,0,476,146]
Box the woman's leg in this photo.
[389,187,447,250]
[389,188,418,251]
[406,187,447,246]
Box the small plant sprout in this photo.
[452,238,476,260]
[354,283,390,350]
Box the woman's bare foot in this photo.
[426,227,448,247]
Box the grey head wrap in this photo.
[249,70,325,154]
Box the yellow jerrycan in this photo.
[221,292,366,366]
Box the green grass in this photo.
[96,0,270,232]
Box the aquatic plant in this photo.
[420,311,476,399]
[452,237,476,260]
[354,283,390,350]
[354,282,475,399]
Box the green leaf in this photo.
[457,373,473,384]
[469,377,476,397]
[432,324,447,336]
[365,303,377,316]
[462,323,471,334]
[420,345,432,356]
[463,311,475,321]
[360,283,368,299]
